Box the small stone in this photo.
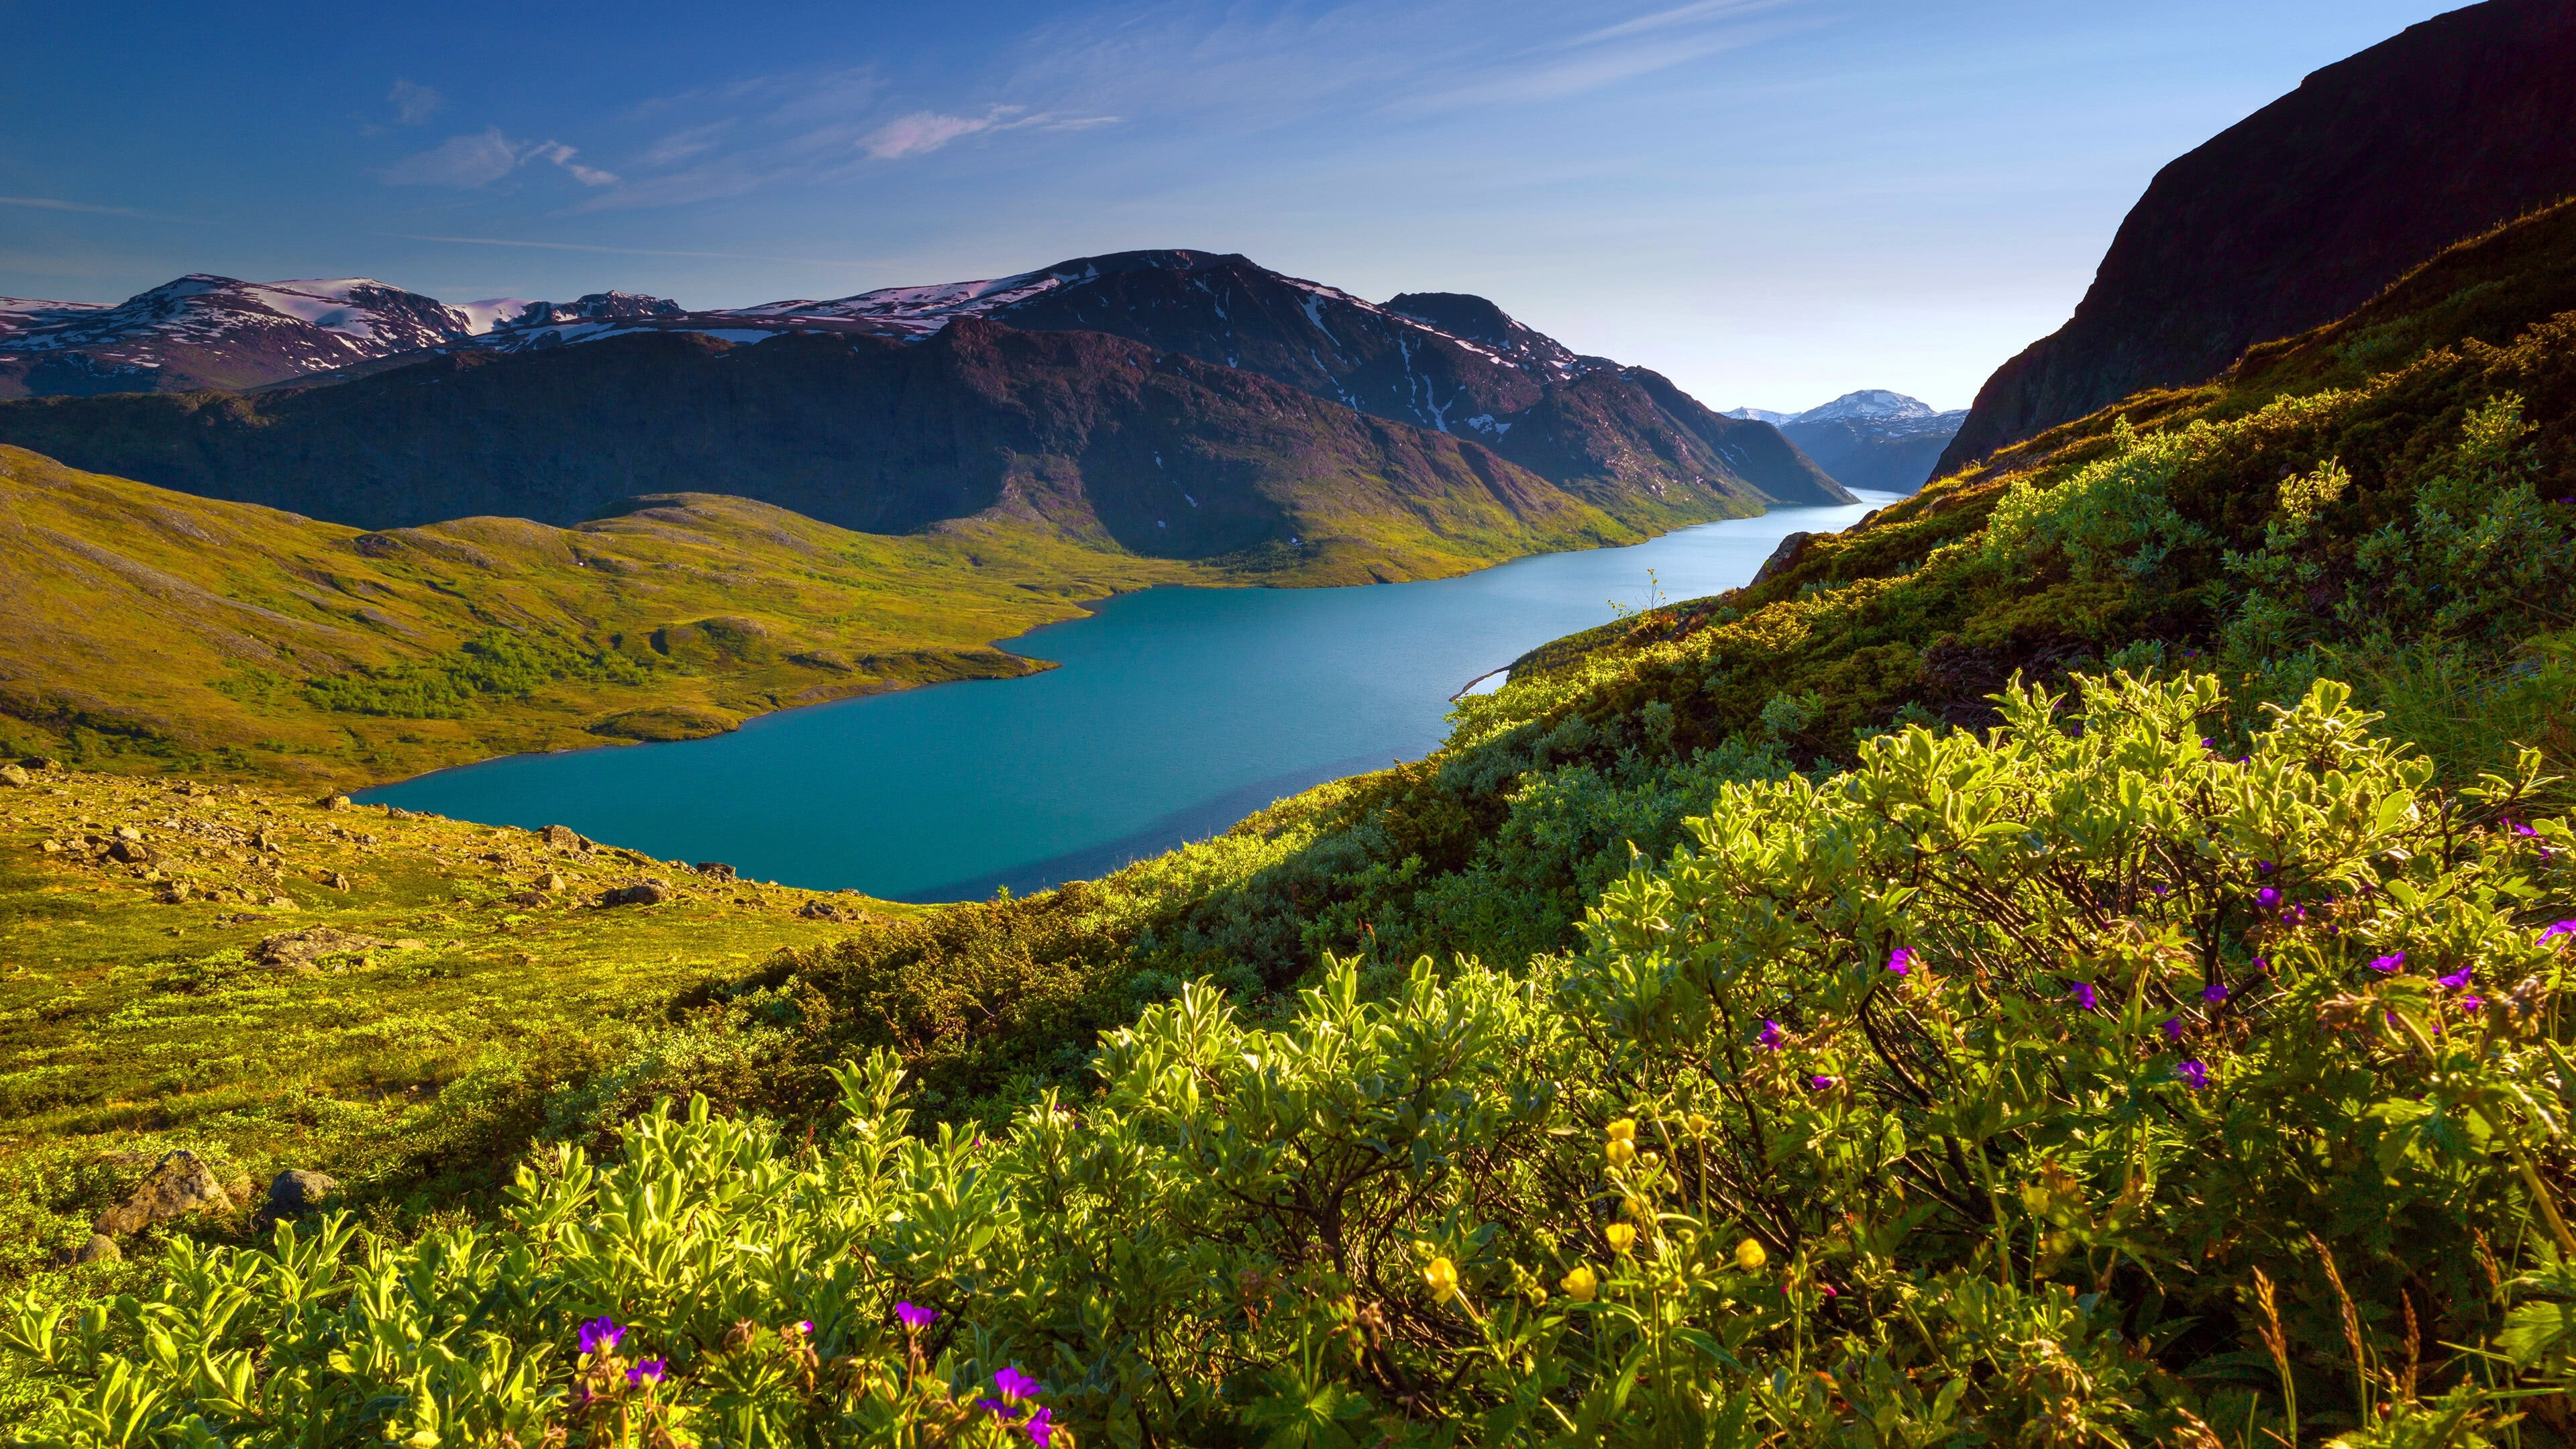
[535,871,567,892]
[695,861,738,881]
[22,757,62,773]
[798,899,852,922]
[323,871,351,891]
[159,882,193,904]
[541,824,592,852]
[40,839,61,853]
[253,1169,342,1229]
[317,794,353,812]
[93,1150,234,1236]
[256,926,383,969]
[599,881,670,907]
[73,1234,121,1265]
[115,824,144,842]
[108,838,153,865]
[0,763,28,788]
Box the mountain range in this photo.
[1938,0,2576,472]
[0,250,1847,568]
[1721,390,1964,494]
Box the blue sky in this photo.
[0,0,2457,411]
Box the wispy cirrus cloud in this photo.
[388,78,446,125]
[859,105,1120,160]
[378,127,619,188]
[0,195,156,217]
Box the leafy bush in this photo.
[303,629,663,719]
[10,675,2573,1446]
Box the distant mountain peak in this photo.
[1727,390,1938,426]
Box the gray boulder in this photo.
[93,1149,233,1236]
[254,1169,342,1229]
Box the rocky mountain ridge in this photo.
[1937,0,2576,474]
[0,250,1847,538]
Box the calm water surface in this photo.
[363,492,1900,899]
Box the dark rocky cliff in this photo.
[1937,0,2576,475]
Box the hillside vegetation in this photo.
[0,445,1224,786]
[6,189,2576,1449]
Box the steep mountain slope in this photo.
[1937,0,2576,474]
[1725,390,1964,493]
[0,441,1224,784]
[296,249,1847,519]
[0,319,1636,582]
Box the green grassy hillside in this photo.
[5,205,2576,1449]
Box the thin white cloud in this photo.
[861,107,1024,160]
[389,233,883,267]
[1572,0,1783,46]
[380,127,523,187]
[388,78,446,125]
[0,195,153,217]
[529,142,621,186]
[859,105,1121,160]
[378,129,617,188]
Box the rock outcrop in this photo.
[1937,0,2576,474]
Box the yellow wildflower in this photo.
[1423,1256,1460,1301]
[1623,1196,1653,1223]
[1734,1237,1767,1272]
[1606,1118,1638,1142]
[1606,1138,1636,1167]
[1561,1265,1599,1301]
[1605,1224,1638,1254]
[1686,1113,1712,1135]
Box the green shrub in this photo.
[10,675,2572,1446]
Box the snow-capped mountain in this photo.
[1,250,1851,517]
[0,278,689,398]
[1723,390,1966,494]
[0,276,486,396]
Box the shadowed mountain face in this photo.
[0,320,1655,577]
[1937,0,2576,475]
[2,250,1846,523]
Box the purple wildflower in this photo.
[2069,981,2098,1012]
[2202,981,2230,1005]
[2282,906,2306,926]
[629,1357,667,1386]
[1808,1074,1839,1090]
[2461,996,2485,1012]
[2371,951,2406,973]
[980,1399,1010,1418]
[794,1321,812,1336]
[579,1317,624,1356]
[1025,1407,1059,1447]
[2512,821,2539,838]
[2542,921,2576,944]
[2176,1060,2210,1090]
[2257,861,2274,873]
[2161,1016,2186,1042]
[994,1366,1040,1401]
[1886,947,1915,975]
[1758,1019,1785,1051]
[894,1301,937,1332]
[2438,964,2474,991]
[2152,884,2171,897]
[2257,887,2280,909]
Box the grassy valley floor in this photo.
[0,764,909,1277]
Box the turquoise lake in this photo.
[361,492,1898,900]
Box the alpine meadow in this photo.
[1,2,2574,1447]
